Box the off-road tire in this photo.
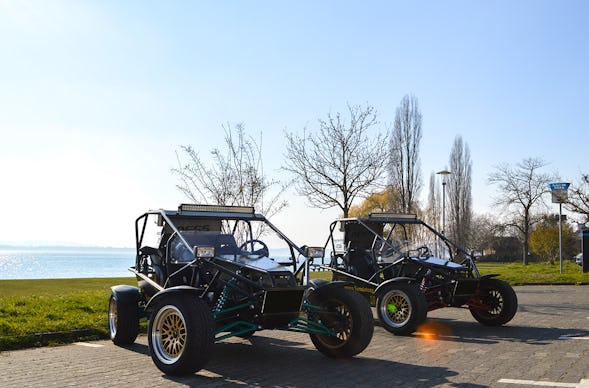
[108,293,139,345]
[308,286,374,358]
[376,283,427,335]
[469,278,518,326]
[148,295,215,375]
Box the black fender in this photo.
[110,285,142,304]
[306,279,356,301]
[374,277,417,296]
[479,274,499,280]
[309,279,353,291]
[144,285,204,312]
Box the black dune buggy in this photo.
[318,212,518,335]
[109,204,374,375]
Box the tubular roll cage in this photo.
[132,204,317,291]
[322,212,481,279]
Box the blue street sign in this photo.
[549,182,570,191]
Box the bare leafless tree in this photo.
[283,104,386,218]
[424,171,443,256]
[470,213,501,254]
[488,157,553,265]
[425,171,441,230]
[388,94,422,213]
[566,173,589,223]
[172,123,287,236]
[447,136,472,249]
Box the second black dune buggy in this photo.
[108,204,374,375]
[318,212,518,335]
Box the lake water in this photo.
[0,246,316,280]
[0,246,136,280]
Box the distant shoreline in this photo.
[0,245,134,250]
[0,247,136,280]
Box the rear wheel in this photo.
[376,283,427,335]
[308,286,374,358]
[108,293,139,345]
[469,278,518,326]
[148,295,214,375]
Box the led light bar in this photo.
[179,204,255,214]
[368,212,417,220]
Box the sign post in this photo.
[549,182,570,274]
[581,228,589,272]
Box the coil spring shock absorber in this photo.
[215,278,236,313]
[419,269,431,292]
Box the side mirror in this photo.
[194,246,215,259]
[334,239,346,255]
[471,249,483,258]
[304,246,324,259]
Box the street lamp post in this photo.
[437,170,451,235]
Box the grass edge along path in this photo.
[0,277,136,351]
[1,262,588,351]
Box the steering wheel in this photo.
[239,239,269,258]
[416,245,431,258]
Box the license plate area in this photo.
[261,288,305,314]
[453,279,479,296]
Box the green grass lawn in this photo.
[0,277,136,350]
[1,262,587,351]
[477,261,589,285]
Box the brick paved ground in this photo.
[1,285,589,387]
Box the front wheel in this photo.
[376,283,427,335]
[108,292,139,345]
[469,278,518,326]
[148,295,215,375]
[308,286,374,358]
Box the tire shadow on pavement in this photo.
[160,335,461,387]
[118,341,150,356]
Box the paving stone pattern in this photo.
[1,285,589,387]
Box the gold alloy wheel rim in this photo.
[333,303,352,343]
[381,290,411,328]
[152,305,187,364]
[317,300,353,348]
[487,289,504,315]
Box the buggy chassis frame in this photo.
[317,213,485,305]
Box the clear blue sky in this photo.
[1,1,587,247]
